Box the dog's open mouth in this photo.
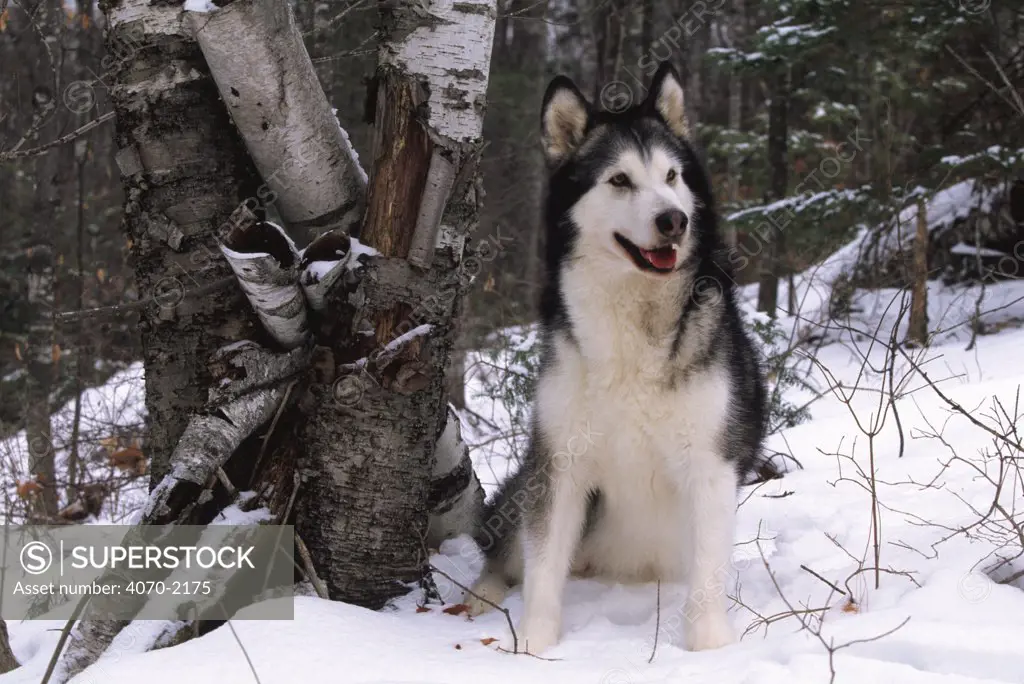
[614,233,678,273]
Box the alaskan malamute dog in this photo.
[465,62,767,654]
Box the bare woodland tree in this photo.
[756,66,789,317]
[905,197,929,347]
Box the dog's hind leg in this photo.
[464,470,527,615]
[465,567,510,616]
[465,529,523,616]
[518,469,589,654]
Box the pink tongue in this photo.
[640,247,677,270]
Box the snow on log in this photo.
[220,205,308,349]
[187,0,366,239]
[427,405,484,548]
[299,231,379,311]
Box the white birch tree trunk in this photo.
[296,0,496,608]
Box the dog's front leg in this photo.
[519,467,587,654]
[682,458,738,651]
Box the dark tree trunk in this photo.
[641,0,654,57]
[593,0,626,99]
[906,198,929,346]
[24,243,58,518]
[682,1,710,129]
[97,0,263,488]
[725,0,745,247]
[756,67,789,317]
[21,0,63,520]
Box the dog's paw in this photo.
[518,611,562,654]
[685,611,735,651]
[464,573,508,617]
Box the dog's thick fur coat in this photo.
[466,62,768,654]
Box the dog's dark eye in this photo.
[666,168,677,183]
[608,173,632,188]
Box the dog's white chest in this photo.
[545,259,729,467]
[538,329,728,476]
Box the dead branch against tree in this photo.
[0,111,116,162]
[188,0,367,242]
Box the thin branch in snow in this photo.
[757,541,911,684]
[225,620,263,684]
[40,595,91,684]
[799,564,847,596]
[648,580,660,663]
[429,563,519,654]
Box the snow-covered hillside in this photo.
[4,275,1024,684]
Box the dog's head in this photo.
[541,62,715,277]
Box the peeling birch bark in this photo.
[407,151,457,268]
[220,206,308,349]
[187,0,367,240]
[427,406,484,548]
[297,0,496,608]
[299,231,379,311]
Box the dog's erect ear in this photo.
[645,62,689,138]
[541,76,591,166]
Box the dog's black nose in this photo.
[655,210,687,238]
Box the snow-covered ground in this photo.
[5,270,1024,683]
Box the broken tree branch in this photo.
[188,0,367,240]
[146,342,308,524]
[299,231,378,311]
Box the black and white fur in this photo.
[465,62,768,654]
